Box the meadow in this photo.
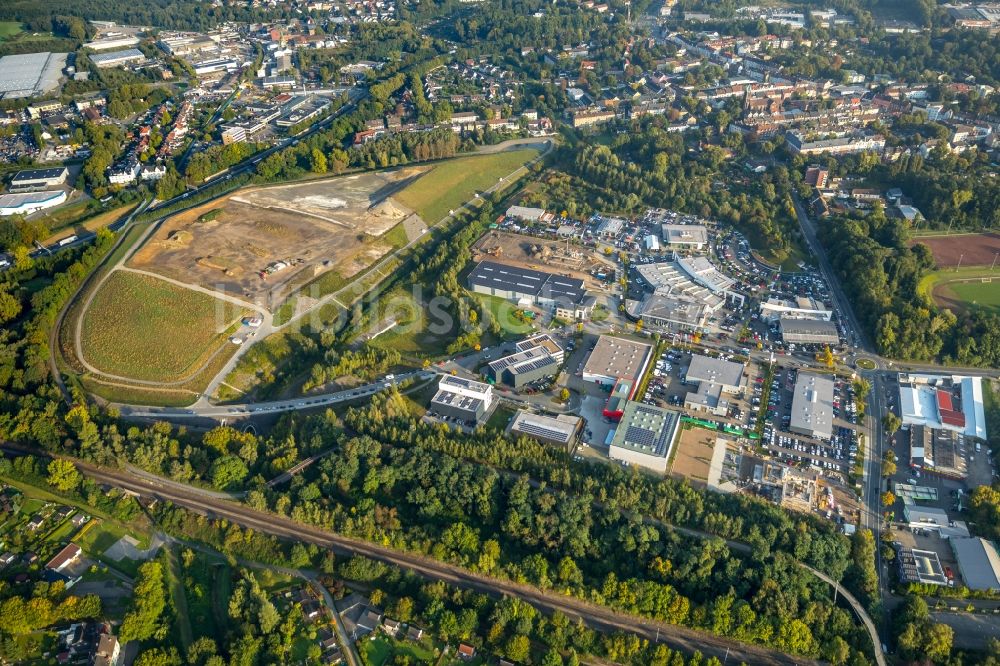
[918,266,1000,315]
[394,149,540,223]
[80,270,246,381]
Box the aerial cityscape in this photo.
[0,0,998,664]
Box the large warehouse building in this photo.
[89,48,147,69]
[789,372,835,440]
[0,52,67,99]
[0,190,67,216]
[951,537,1000,592]
[581,335,653,387]
[899,373,987,440]
[759,296,832,323]
[467,260,595,319]
[779,317,840,345]
[9,167,69,192]
[608,401,682,473]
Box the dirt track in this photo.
[912,232,1000,267]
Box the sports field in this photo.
[912,232,1000,267]
[918,266,1000,316]
[393,148,540,223]
[80,271,247,381]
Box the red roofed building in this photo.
[937,389,966,428]
[45,543,81,572]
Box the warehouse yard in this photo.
[128,169,425,304]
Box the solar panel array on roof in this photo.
[468,260,588,304]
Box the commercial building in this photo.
[789,372,834,440]
[505,206,554,224]
[684,354,745,416]
[903,504,950,529]
[0,190,67,216]
[661,224,709,250]
[603,378,634,421]
[85,35,140,51]
[951,537,1000,592]
[759,296,832,323]
[899,373,987,440]
[675,256,736,295]
[89,48,147,68]
[626,293,707,332]
[686,354,744,394]
[486,345,559,388]
[909,425,967,479]
[581,335,653,387]
[429,375,495,425]
[608,401,682,473]
[635,262,725,313]
[467,260,594,319]
[778,317,840,345]
[9,167,69,192]
[0,52,67,99]
[508,410,581,448]
[194,58,240,76]
[897,547,949,586]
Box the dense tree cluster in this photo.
[303,345,401,393]
[819,207,1000,367]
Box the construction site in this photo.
[471,231,614,290]
[128,169,426,306]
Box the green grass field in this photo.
[364,288,454,356]
[394,149,540,223]
[81,270,246,381]
[362,636,438,666]
[0,22,23,41]
[917,266,1000,315]
[474,294,535,338]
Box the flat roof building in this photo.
[903,504,950,528]
[430,375,495,425]
[898,547,949,586]
[0,190,67,216]
[608,401,682,473]
[789,372,834,440]
[89,48,147,68]
[760,296,832,322]
[468,260,593,318]
[662,224,709,249]
[779,317,840,345]
[0,52,67,99]
[686,354,744,393]
[9,167,69,192]
[899,373,986,440]
[508,410,582,448]
[909,425,968,479]
[582,335,653,386]
[951,537,1000,592]
[635,261,725,312]
[626,294,707,333]
[486,345,559,388]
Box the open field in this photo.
[473,293,535,338]
[0,22,23,41]
[361,287,456,356]
[912,232,1000,267]
[394,149,540,223]
[128,169,425,305]
[39,203,137,246]
[917,266,1000,315]
[80,270,246,381]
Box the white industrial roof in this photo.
[0,52,66,98]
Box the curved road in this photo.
[60,456,815,666]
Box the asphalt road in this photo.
[116,370,434,419]
[64,457,815,666]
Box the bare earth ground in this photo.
[912,232,1000,267]
[669,427,717,485]
[471,230,614,289]
[128,168,427,307]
